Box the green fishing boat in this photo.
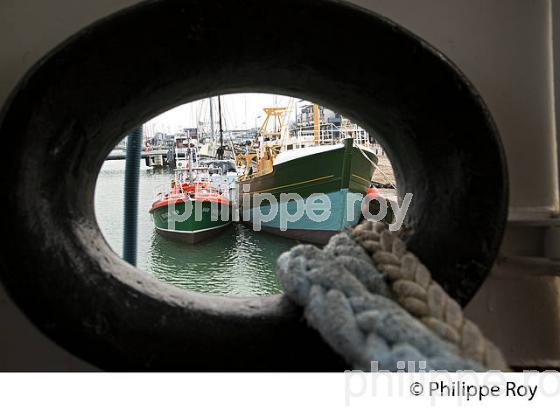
[237,137,377,244]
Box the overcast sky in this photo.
[145,93,302,132]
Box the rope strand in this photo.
[351,220,509,370]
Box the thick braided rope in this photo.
[277,232,485,371]
[351,220,509,371]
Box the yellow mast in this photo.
[259,107,287,139]
[237,106,287,181]
[313,103,320,145]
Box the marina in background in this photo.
[98,93,397,294]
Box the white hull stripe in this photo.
[155,222,232,235]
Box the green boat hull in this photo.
[239,139,377,243]
[151,200,231,244]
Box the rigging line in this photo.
[357,144,397,190]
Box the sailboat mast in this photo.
[218,95,224,148]
[209,97,215,141]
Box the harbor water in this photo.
[94,161,296,296]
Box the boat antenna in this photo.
[187,145,191,182]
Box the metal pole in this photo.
[313,103,320,145]
[123,127,143,266]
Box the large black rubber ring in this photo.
[0,0,508,370]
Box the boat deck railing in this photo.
[290,122,371,148]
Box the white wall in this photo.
[0,0,557,369]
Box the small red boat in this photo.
[150,169,231,244]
